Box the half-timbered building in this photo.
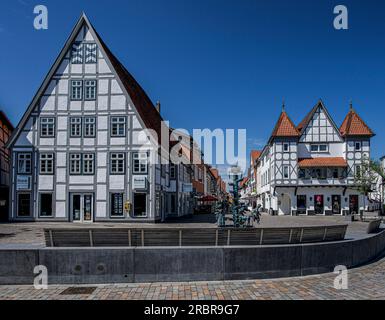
[257,100,374,215]
[6,14,178,222]
[0,111,13,221]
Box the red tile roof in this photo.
[298,157,348,168]
[251,150,262,162]
[339,108,374,137]
[271,111,299,137]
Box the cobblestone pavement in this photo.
[1,254,384,300]
[0,214,377,247]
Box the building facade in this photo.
[0,111,14,221]
[256,100,374,215]
[6,15,180,222]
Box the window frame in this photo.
[69,153,82,175]
[110,116,126,137]
[82,153,95,175]
[84,79,97,101]
[39,153,55,175]
[70,117,82,137]
[310,144,328,153]
[84,117,96,137]
[133,152,148,174]
[70,80,83,101]
[17,153,32,174]
[40,117,55,138]
[110,152,126,175]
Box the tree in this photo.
[367,159,385,215]
[353,156,382,217]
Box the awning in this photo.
[298,157,348,168]
[198,195,218,202]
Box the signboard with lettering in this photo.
[133,176,147,190]
[16,176,31,191]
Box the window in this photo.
[110,193,124,217]
[83,154,95,174]
[170,164,176,179]
[17,193,31,217]
[283,165,289,179]
[70,118,82,137]
[110,153,125,174]
[40,153,54,175]
[133,152,148,174]
[71,42,83,64]
[71,80,83,100]
[310,144,328,153]
[283,143,289,152]
[319,144,328,152]
[111,117,126,137]
[298,169,305,179]
[332,168,339,179]
[355,142,362,151]
[85,43,97,64]
[85,80,97,100]
[40,193,53,217]
[310,144,318,152]
[84,117,96,137]
[40,118,55,137]
[70,154,82,174]
[18,153,32,174]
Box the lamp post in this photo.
[228,165,244,227]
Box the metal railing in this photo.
[45,225,348,248]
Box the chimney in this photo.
[155,100,161,113]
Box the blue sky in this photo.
[1,0,385,176]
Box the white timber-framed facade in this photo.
[256,100,375,216]
[6,14,185,223]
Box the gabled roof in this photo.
[298,157,348,168]
[250,150,262,162]
[339,106,374,137]
[7,13,163,147]
[270,110,299,137]
[297,99,341,137]
[209,168,219,180]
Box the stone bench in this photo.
[44,224,348,247]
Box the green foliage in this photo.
[353,156,379,196]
